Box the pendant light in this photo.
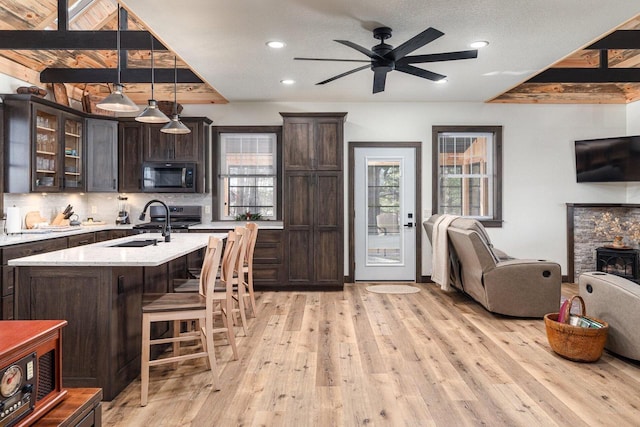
[96,5,139,113]
[135,37,170,123]
[161,56,191,134]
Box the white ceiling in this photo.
[121,0,640,103]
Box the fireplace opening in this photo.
[596,247,639,283]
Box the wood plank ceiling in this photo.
[0,0,638,107]
[490,16,640,104]
[0,0,227,109]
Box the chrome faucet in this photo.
[139,199,171,242]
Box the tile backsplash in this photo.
[3,192,213,228]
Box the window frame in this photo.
[211,126,282,221]
[432,125,503,227]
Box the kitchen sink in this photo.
[109,239,158,248]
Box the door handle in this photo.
[404,222,414,228]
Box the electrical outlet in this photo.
[204,205,211,214]
[91,205,97,214]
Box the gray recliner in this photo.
[579,272,640,361]
[424,214,561,318]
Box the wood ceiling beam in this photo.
[586,30,640,49]
[0,30,167,50]
[39,67,204,84]
[529,68,640,83]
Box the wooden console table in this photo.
[34,388,102,427]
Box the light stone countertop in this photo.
[0,224,134,247]
[8,232,226,267]
[191,221,283,230]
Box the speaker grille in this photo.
[37,350,55,401]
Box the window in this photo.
[432,126,502,227]
[216,127,281,220]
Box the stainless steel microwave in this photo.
[142,162,196,192]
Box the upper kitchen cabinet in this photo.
[144,120,205,162]
[281,113,345,171]
[87,118,118,192]
[3,95,85,193]
[118,117,211,193]
[118,120,145,192]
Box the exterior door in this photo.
[354,147,417,281]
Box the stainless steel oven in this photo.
[142,162,196,192]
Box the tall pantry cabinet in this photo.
[281,113,347,289]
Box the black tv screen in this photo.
[575,135,640,182]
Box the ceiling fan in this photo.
[295,26,478,94]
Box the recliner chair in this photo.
[424,214,561,318]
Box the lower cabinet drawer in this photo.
[2,238,68,263]
[68,233,97,247]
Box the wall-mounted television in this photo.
[575,135,640,182]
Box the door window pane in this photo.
[367,160,402,264]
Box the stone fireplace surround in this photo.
[567,203,640,282]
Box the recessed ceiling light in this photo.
[280,79,295,85]
[266,41,286,49]
[435,78,448,84]
[470,40,489,49]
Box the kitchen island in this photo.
[9,233,224,400]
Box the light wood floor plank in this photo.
[102,283,640,426]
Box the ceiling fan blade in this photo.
[396,64,446,81]
[389,27,444,60]
[294,57,370,63]
[335,40,383,59]
[316,64,370,85]
[398,49,478,65]
[373,68,388,94]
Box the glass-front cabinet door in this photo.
[63,116,83,191]
[34,108,60,191]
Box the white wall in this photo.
[184,101,629,276]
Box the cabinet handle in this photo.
[113,179,116,190]
[117,275,125,294]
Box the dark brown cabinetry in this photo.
[86,118,118,192]
[3,95,85,193]
[118,121,145,192]
[118,117,211,192]
[281,113,346,289]
[16,265,144,400]
[190,228,284,289]
[1,237,68,320]
[68,233,97,247]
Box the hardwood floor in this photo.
[102,283,640,426]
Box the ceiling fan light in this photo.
[280,79,295,85]
[161,115,191,134]
[435,78,448,84]
[96,84,139,112]
[136,99,170,123]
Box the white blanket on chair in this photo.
[431,214,458,291]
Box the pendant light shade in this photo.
[136,37,169,123]
[97,83,139,112]
[162,114,191,134]
[161,56,191,134]
[96,5,139,113]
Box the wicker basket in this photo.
[544,295,609,362]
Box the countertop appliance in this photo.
[141,162,196,193]
[132,205,202,234]
[116,195,130,225]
